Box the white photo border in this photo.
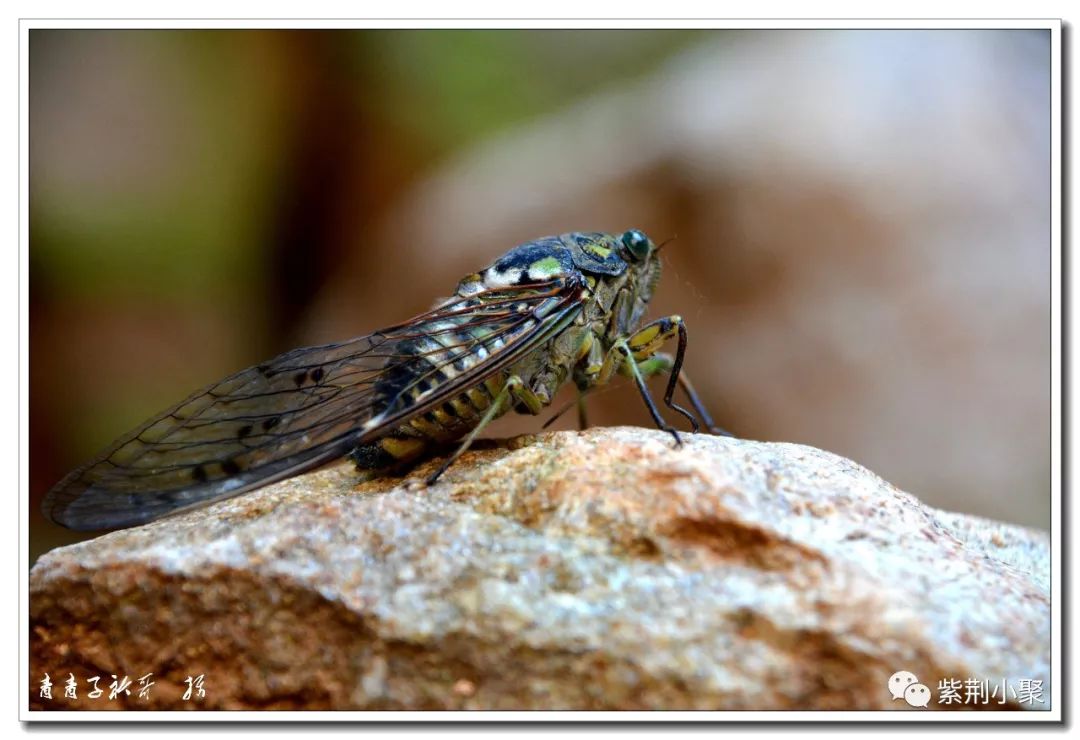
[15,15,1062,724]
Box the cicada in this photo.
[43,230,726,531]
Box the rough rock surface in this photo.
[30,428,1050,711]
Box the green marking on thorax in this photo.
[530,256,562,276]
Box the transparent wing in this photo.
[44,277,584,530]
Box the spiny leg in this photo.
[595,335,683,446]
[675,370,732,437]
[627,355,696,432]
[425,375,543,484]
[637,352,732,437]
[569,327,601,430]
[620,316,700,431]
[576,393,590,430]
[618,342,683,445]
[541,397,574,430]
[562,318,727,439]
[541,390,593,430]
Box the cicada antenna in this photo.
[655,234,678,253]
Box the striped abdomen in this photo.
[348,319,522,470]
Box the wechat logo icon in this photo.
[888,671,931,708]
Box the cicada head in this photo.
[607,228,663,335]
[616,228,662,302]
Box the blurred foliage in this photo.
[367,30,708,157]
[31,32,279,301]
[30,30,705,303]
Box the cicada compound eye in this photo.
[620,229,652,262]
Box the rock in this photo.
[29,427,1050,711]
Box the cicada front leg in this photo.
[582,315,730,442]
[632,353,732,437]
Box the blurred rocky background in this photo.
[29,29,1051,560]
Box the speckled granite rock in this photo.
[29,427,1050,711]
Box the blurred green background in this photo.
[30,29,1051,561]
